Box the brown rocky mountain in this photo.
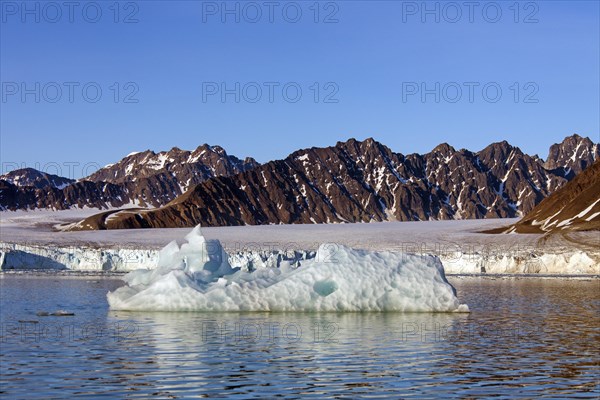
[0,145,259,211]
[61,134,599,230]
[0,168,75,190]
[544,134,599,177]
[0,179,126,211]
[86,144,259,189]
[499,159,600,233]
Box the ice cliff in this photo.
[1,230,598,276]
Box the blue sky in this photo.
[1,0,599,178]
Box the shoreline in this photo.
[2,270,599,280]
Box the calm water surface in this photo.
[1,275,598,398]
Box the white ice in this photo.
[3,211,598,275]
[107,226,469,312]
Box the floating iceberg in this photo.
[107,226,469,312]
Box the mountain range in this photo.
[0,144,258,210]
[5,133,590,230]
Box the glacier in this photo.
[106,226,469,312]
[0,243,158,271]
[2,214,598,275]
[1,241,598,276]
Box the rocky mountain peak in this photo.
[544,133,599,175]
[479,139,513,156]
[476,140,523,171]
[334,137,392,156]
[0,168,74,189]
[430,143,456,156]
[210,145,226,155]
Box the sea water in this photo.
[0,275,598,398]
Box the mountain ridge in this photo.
[0,144,259,210]
[52,134,600,230]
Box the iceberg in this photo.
[107,226,469,312]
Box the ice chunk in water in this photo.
[108,226,469,312]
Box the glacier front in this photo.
[107,226,469,312]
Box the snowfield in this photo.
[0,210,599,275]
[107,226,470,312]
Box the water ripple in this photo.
[1,276,598,398]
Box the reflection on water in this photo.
[1,276,599,398]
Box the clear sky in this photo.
[1,0,599,178]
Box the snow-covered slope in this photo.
[507,159,600,233]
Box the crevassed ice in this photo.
[107,226,469,312]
